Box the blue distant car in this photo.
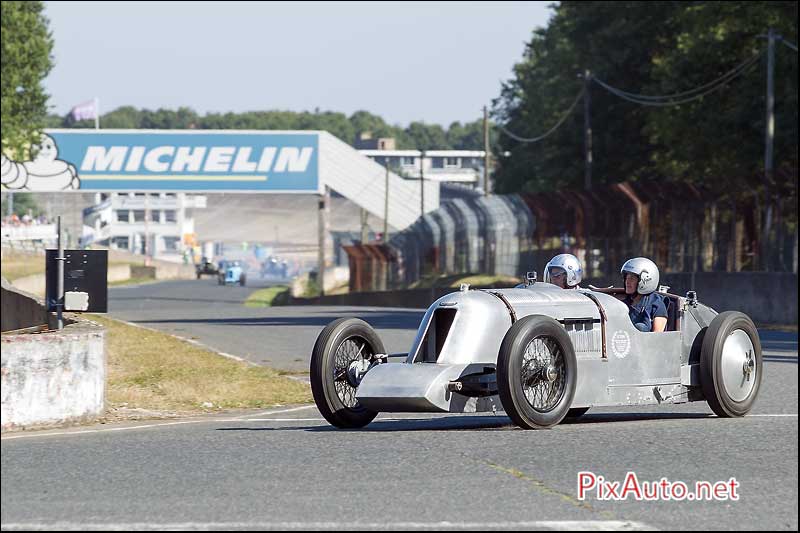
[217,260,247,286]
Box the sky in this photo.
[43,1,554,127]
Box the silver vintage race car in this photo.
[310,276,762,429]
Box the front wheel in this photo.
[700,311,762,417]
[310,318,384,428]
[497,315,578,429]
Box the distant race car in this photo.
[218,261,247,286]
[195,258,218,279]
[310,277,762,429]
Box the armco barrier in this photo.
[290,272,797,325]
[1,317,106,432]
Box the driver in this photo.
[618,257,667,332]
[543,253,583,289]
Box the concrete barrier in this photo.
[1,317,106,432]
[1,277,51,332]
[154,262,195,280]
[108,264,132,283]
[7,261,193,297]
[658,272,797,325]
[290,272,798,325]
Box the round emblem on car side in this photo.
[611,330,631,359]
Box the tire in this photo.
[700,311,762,417]
[310,318,384,429]
[497,315,578,429]
[566,407,590,419]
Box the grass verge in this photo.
[0,251,46,281]
[244,285,290,307]
[108,277,160,287]
[0,250,141,282]
[87,314,311,414]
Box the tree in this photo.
[1,192,42,217]
[1,1,54,159]
[405,121,449,150]
[493,1,684,193]
[51,104,490,152]
[492,1,798,197]
[644,1,798,197]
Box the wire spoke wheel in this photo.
[521,337,566,412]
[310,318,384,429]
[332,337,370,409]
[497,315,577,429]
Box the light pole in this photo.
[420,150,426,218]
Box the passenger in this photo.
[543,253,583,289]
[618,257,667,332]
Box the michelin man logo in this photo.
[611,330,631,359]
[1,134,80,191]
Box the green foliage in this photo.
[493,1,798,199]
[50,106,490,151]
[1,192,41,217]
[1,1,54,159]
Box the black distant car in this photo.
[195,258,218,279]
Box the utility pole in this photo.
[762,28,776,271]
[317,186,329,296]
[56,216,64,330]
[360,208,369,243]
[583,69,593,191]
[420,150,425,218]
[384,163,390,240]
[144,193,151,265]
[483,105,491,195]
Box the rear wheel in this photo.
[310,318,384,428]
[700,311,762,417]
[497,315,577,429]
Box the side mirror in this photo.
[525,271,537,286]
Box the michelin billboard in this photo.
[1,130,319,193]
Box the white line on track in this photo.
[236,405,315,418]
[0,405,316,441]
[115,319,259,367]
[0,520,657,531]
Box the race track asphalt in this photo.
[1,279,797,531]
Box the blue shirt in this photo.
[624,293,668,332]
